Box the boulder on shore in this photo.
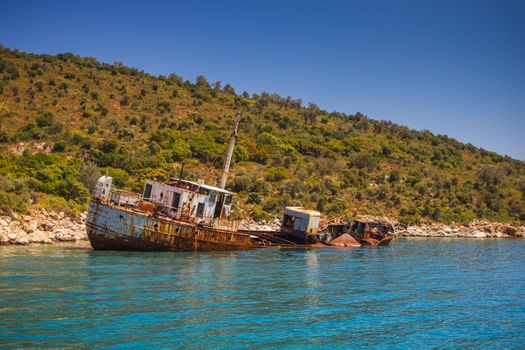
[470,230,487,239]
[0,209,88,245]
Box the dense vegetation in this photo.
[0,45,524,224]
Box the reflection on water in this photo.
[1,239,525,349]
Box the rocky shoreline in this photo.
[0,210,523,246]
[399,221,525,239]
[0,209,87,245]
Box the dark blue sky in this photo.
[1,0,524,159]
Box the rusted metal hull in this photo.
[356,236,394,247]
[86,200,255,251]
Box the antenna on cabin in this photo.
[219,111,241,189]
[179,163,185,181]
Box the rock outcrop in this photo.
[239,218,281,232]
[399,220,525,239]
[0,209,87,245]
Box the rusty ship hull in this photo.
[354,236,393,247]
[86,200,255,252]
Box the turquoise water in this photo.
[1,239,524,349]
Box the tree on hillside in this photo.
[168,73,183,85]
[78,161,101,193]
[518,176,525,196]
[223,84,236,95]
[477,166,503,186]
[196,75,210,90]
[302,103,320,124]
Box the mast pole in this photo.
[220,111,241,189]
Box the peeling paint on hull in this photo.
[86,200,255,251]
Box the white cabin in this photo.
[281,206,321,239]
[142,178,234,221]
[93,176,113,201]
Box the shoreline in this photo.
[1,209,523,246]
[0,209,87,245]
[398,221,525,239]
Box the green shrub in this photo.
[98,139,118,153]
[348,152,377,171]
[106,167,129,188]
[265,167,287,182]
[251,206,272,222]
[0,191,27,213]
[247,192,261,204]
[389,170,400,183]
[36,112,55,127]
[190,134,223,163]
[117,128,135,139]
[52,141,66,152]
[231,175,253,192]
[0,131,9,143]
[250,180,269,194]
[56,179,89,203]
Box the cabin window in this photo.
[196,203,205,217]
[283,214,295,229]
[143,183,152,199]
[172,192,181,209]
[224,195,232,205]
[209,191,217,203]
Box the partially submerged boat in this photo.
[86,179,393,251]
[237,207,394,248]
[87,176,261,251]
[323,220,394,246]
[86,114,266,251]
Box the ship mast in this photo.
[220,111,241,189]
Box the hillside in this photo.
[0,45,524,224]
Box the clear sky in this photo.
[1,0,524,159]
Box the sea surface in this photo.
[1,239,524,349]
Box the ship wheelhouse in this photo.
[142,178,234,223]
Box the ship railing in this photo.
[102,188,240,230]
[153,203,239,231]
[107,188,142,207]
[210,217,240,231]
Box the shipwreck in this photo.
[86,113,394,251]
